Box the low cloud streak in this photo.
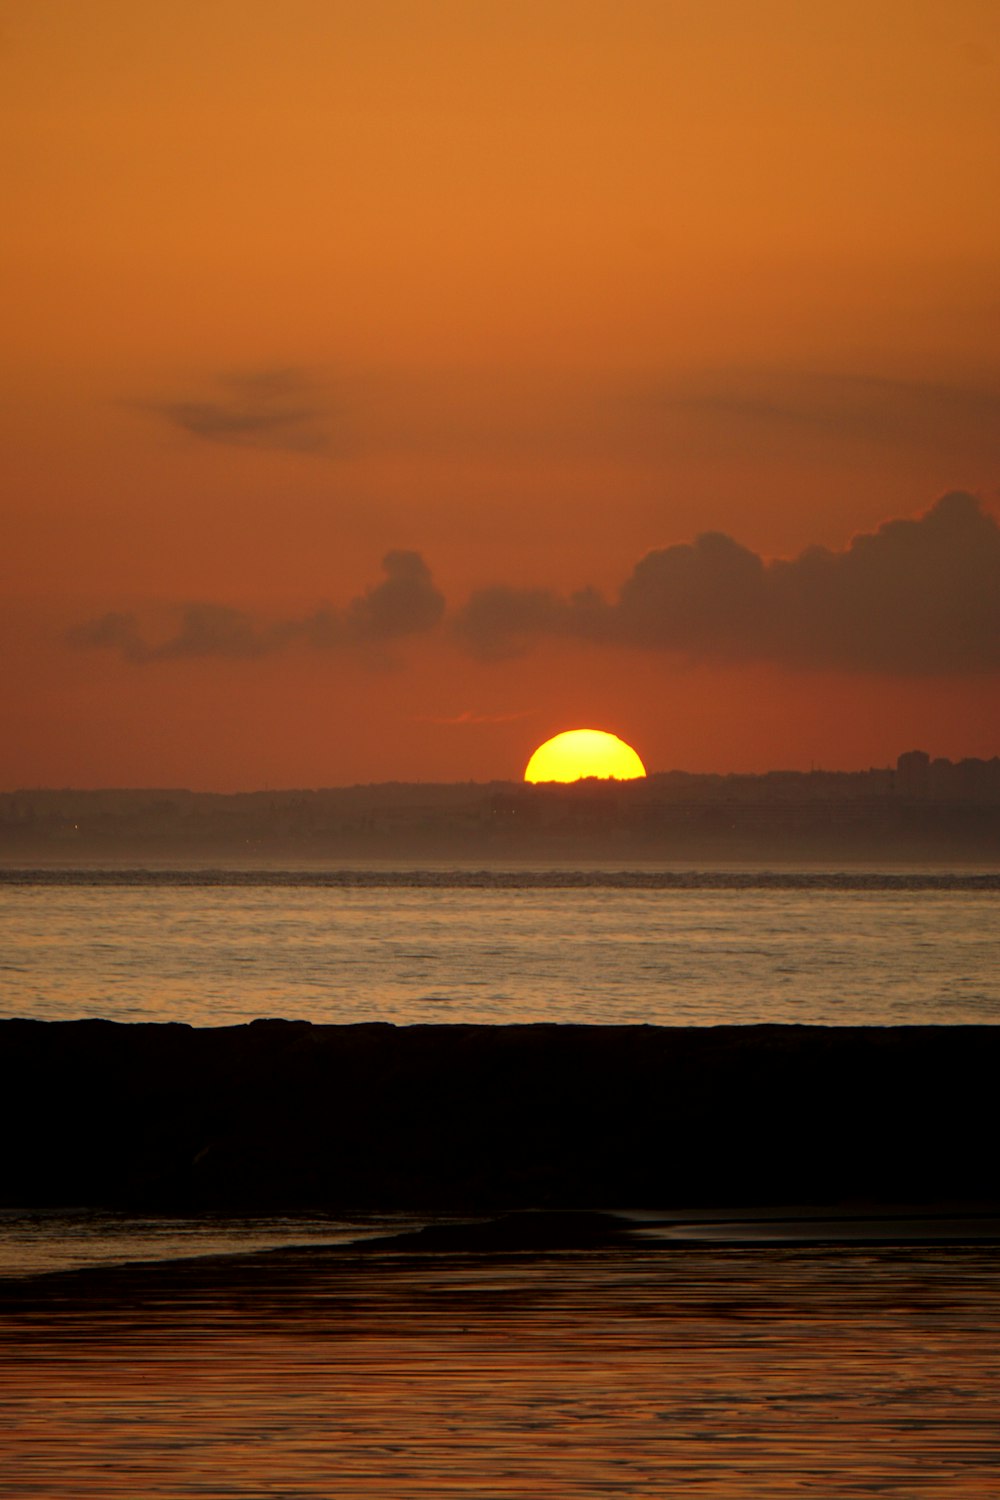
[628,370,1000,464]
[69,552,445,664]
[145,368,332,454]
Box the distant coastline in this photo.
[3,751,999,864]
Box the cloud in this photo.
[303,551,446,648]
[454,492,1000,674]
[453,584,609,661]
[415,709,534,726]
[344,549,446,642]
[69,496,1000,676]
[67,603,298,663]
[145,368,332,453]
[66,612,149,664]
[137,362,1000,470]
[69,552,445,664]
[623,369,1000,465]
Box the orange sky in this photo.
[3,0,1000,788]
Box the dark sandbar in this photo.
[2,1019,998,1214]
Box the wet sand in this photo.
[2,1218,1000,1497]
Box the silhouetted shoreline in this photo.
[4,751,1000,863]
[3,1019,998,1215]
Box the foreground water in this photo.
[2,1236,999,1498]
[2,867,998,1026]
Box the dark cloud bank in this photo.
[457,491,1000,674]
[71,493,1000,675]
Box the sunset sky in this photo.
[4,0,1000,789]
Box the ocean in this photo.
[2,864,999,1496]
[2,866,998,1027]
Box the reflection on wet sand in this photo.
[2,1240,999,1497]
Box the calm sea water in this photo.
[1,867,997,1027]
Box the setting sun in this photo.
[524,730,647,784]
